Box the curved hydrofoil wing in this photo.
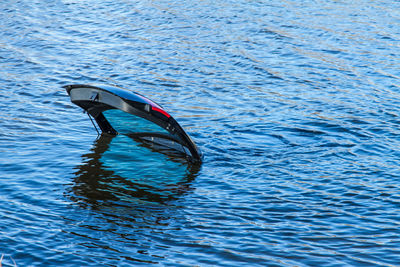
[64,84,202,162]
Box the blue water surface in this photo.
[1,0,400,266]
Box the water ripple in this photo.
[1,0,400,265]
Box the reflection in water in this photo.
[69,134,200,208]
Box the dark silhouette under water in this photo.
[68,134,201,208]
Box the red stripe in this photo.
[152,106,171,118]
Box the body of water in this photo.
[1,0,400,266]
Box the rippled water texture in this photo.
[1,0,400,266]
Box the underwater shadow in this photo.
[68,134,201,208]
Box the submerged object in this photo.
[64,84,202,162]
